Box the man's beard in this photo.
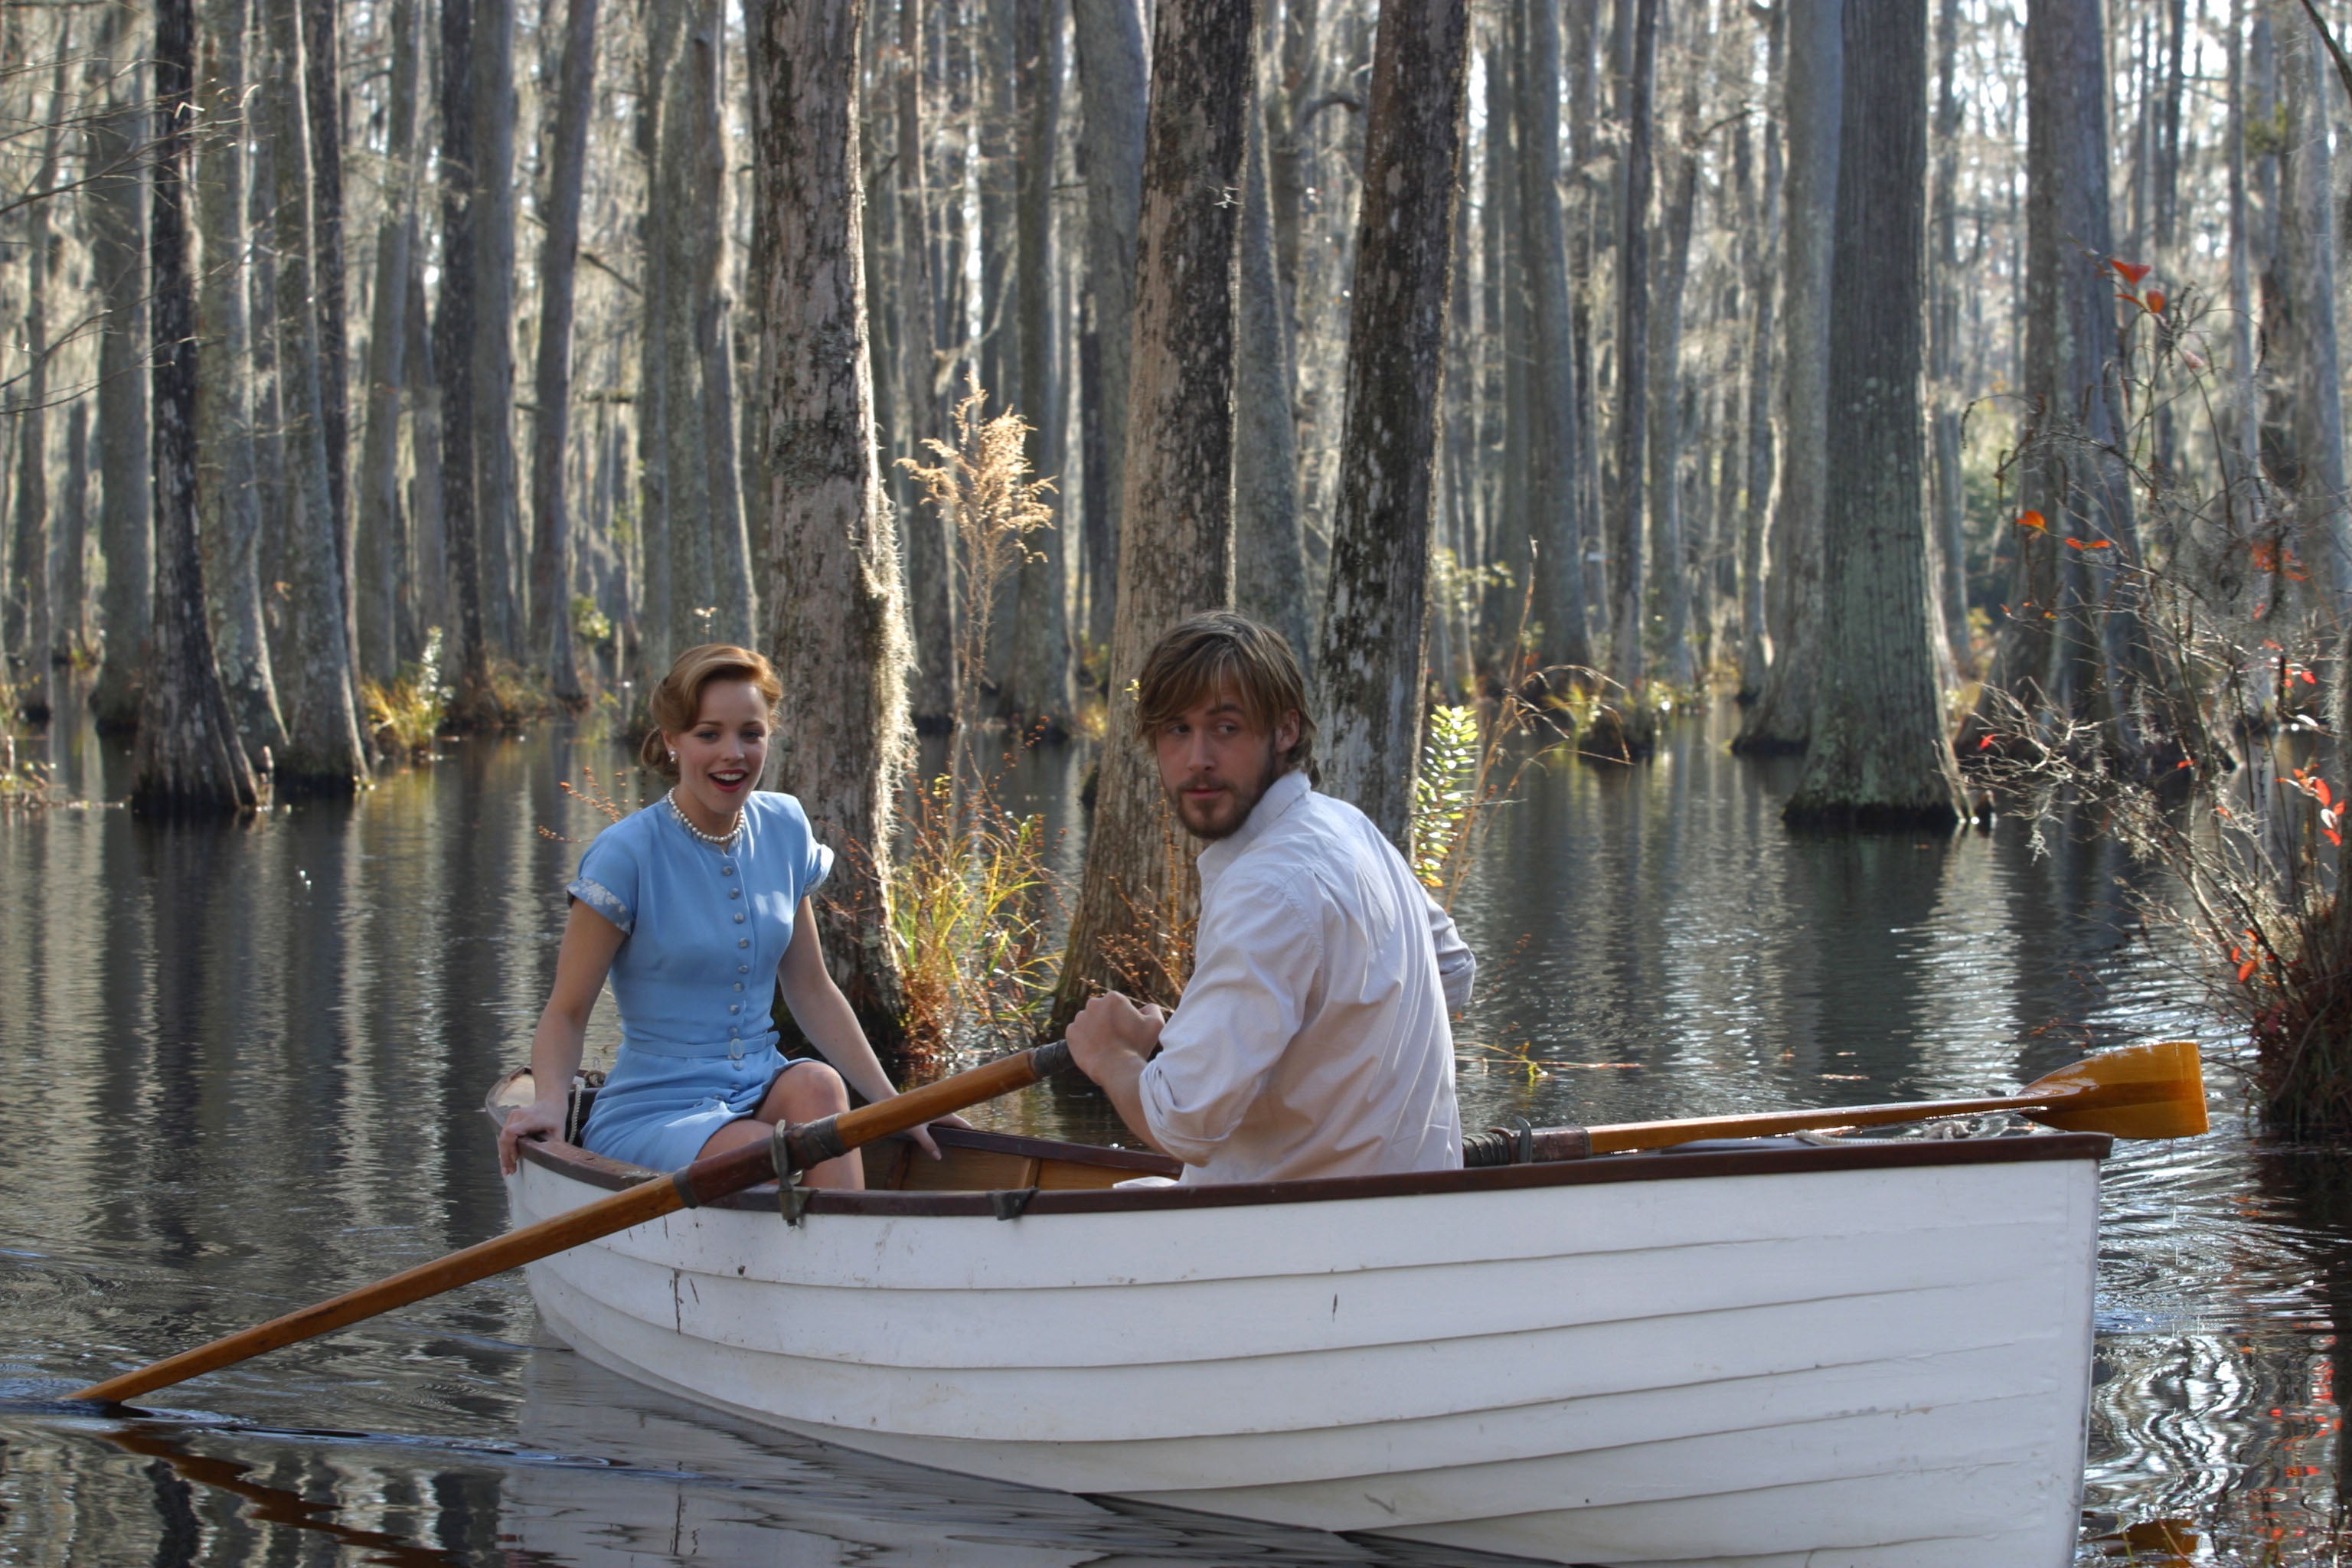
[1166,740,1282,841]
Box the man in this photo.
[1065,612,1475,1184]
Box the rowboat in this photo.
[487,1070,2106,1567]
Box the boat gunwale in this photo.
[489,1089,2113,1216]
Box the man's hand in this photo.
[1064,992,1171,1155]
[1066,991,1165,1078]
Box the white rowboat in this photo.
[489,1075,2105,1568]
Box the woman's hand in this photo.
[905,1111,972,1161]
[498,1096,568,1176]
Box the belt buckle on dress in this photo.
[727,1037,743,1062]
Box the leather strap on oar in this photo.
[69,1041,1073,1406]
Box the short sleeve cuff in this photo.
[568,877,634,934]
[805,839,835,898]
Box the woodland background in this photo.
[3,0,2346,1054]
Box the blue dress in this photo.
[568,790,835,1170]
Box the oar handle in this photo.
[70,1042,1073,1406]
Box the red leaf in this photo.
[2318,779,2334,808]
[2177,758,2194,770]
[2110,258,2153,286]
[2145,288,2168,314]
[2329,829,2344,848]
[2240,959,2261,985]
[1978,734,1996,751]
[2015,510,2048,534]
[2302,669,2318,685]
[2264,639,2284,650]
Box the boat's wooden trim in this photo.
[502,1102,2111,1215]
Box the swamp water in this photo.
[0,694,2338,1565]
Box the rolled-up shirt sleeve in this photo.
[1139,875,1319,1165]
[1426,890,1475,1014]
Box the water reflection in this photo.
[0,688,2342,1563]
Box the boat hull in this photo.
[503,1130,2102,1567]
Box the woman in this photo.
[497,643,954,1185]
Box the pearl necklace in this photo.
[667,788,743,850]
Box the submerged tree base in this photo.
[1578,704,1659,763]
[1781,798,1961,832]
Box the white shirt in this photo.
[1138,769,1474,1184]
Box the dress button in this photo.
[729,1004,740,1014]
[738,937,749,948]
[733,912,745,923]
[729,888,741,900]
[732,982,743,991]
[737,964,748,974]
[722,865,734,876]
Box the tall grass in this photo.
[887,769,1061,1062]
[361,627,452,757]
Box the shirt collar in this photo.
[1197,767,1312,884]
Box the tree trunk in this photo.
[1518,0,1591,679]
[472,0,524,656]
[7,41,67,701]
[655,4,727,655]
[1050,0,1253,1024]
[1315,0,1471,844]
[191,0,288,755]
[1234,85,1311,671]
[263,0,370,793]
[692,1,754,648]
[895,0,953,728]
[57,402,91,667]
[1782,0,1961,830]
[300,0,356,688]
[1928,0,1968,675]
[356,0,420,686]
[132,0,263,815]
[528,0,599,707]
[2276,3,2350,616]
[632,5,681,691]
[1606,0,1659,699]
[1008,0,1076,732]
[1965,0,2167,763]
[436,0,495,717]
[87,16,154,734]
[748,0,914,1044]
[1069,0,1148,661]
[1647,20,1700,693]
[1736,0,1783,700]
[1735,0,1838,753]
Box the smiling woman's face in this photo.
[665,679,769,829]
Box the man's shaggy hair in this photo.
[1132,612,1317,777]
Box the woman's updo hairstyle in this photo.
[640,644,784,780]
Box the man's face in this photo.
[1152,684,1302,841]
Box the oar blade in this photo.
[2020,1039,2207,1140]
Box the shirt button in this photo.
[729,1004,740,1014]
[737,964,748,974]
[729,888,740,900]
[722,865,734,876]
[733,913,745,923]
[732,982,743,991]
[738,937,749,948]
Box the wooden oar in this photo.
[1468,1039,2207,1164]
[69,1041,1073,1406]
